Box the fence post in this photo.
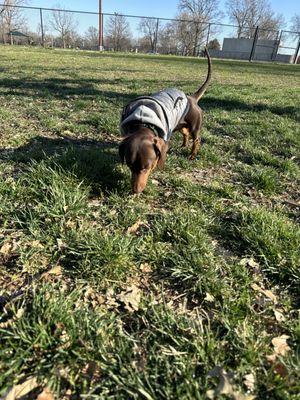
[293,35,300,64]
[271,30,282,61]
[249,26,259,62]
[154,18,159,53]
[206,23,211,49]
[98,0,103,50]
[40,8,45,47]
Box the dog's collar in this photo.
[141,123,160,137]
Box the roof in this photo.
[7,30,29,37]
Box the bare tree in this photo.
[84,26,98,49]
[105,13,131,51]
[159,23,179,54]
[290,14,300,33]
[175,13,202,56]
[49,4,76,48]
[226,0,284,39]
[0,0,28,44]
[177,0,223,56]
[138,18,160,52]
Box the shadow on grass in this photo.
[0,77,189,101]
[201,96,299,122]
[0,134,127,195]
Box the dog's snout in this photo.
[131,170,150,194]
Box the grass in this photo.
[0,46,299,399]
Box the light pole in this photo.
[98,0,103,50]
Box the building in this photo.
[210,38,293,63]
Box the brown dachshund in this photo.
[119,48,212,194]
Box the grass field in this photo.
[0,46,299,399]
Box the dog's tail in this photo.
[192,47,212,102]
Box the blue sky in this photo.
[28,0,299,23]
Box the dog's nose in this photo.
[132,184,144,194]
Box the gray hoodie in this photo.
[120,88,189,142]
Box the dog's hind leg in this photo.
[189,129,200,160]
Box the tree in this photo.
[290,14,300,33]
[84,26,98,49]
[175,13,202,56]
[138,18,160,52]
[49,4,76,48]
[0,0,28,44]
[176,0,223,56]
[105,13,131,51]
[207,38,220,50]
[159,23,179,54]
[226,0,284,39]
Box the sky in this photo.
[26,0,299,24]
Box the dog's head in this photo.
[119,132,168,194]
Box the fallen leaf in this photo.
[240,257,259,270]
[267,335,291,364]
[274,310,285,322]
[251,283,277,303]
[244,373,255,391]
[126,220,144,234]
[106,288,119,309]
[140,263,152,273]
[204,293,215,302]
[47,265,62,276]
[207,366,255,400]
[0,242,13,256]
[37,387,55,400]
[3,377,39,400]
[41,265,62,280]
[56,239,66,249]
[31,240,44,249]
[271,335,291,356]
[117,285,141,312]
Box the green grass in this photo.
[0,46,300,399]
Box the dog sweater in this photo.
[120,88,189,142]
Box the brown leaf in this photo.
[41,265,62,281]
[117,285,141,312]
[126,220,144,234]
[47,265,62,276]
[271,335,291,356]
[267,335,291,364]
[37,387,55,400]
[251,283,277,303]
[3,377,39,400]
[31,240,44,249]
[105,288,119,309]
[140,263,152,273]
[0,242,13,256]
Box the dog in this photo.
[119,48,212,194]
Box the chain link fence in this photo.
[0,3,299,64]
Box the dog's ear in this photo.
[119,141,126,164]
[153,138,168,170]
